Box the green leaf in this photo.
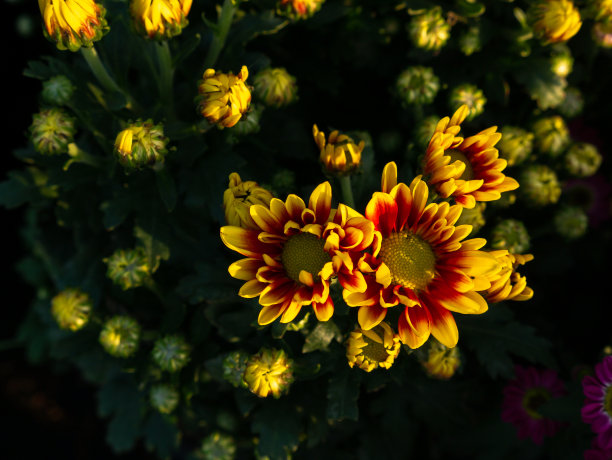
[0,171,37,209]
[100,198,132,230]
[142,412,179,459]
[106,406,142,453]
[134,225,170,273]
[302,320,342,353]
[326,367,361,423]
[156,168,178,212]
[457,0,486,17]
[252,401,301,460]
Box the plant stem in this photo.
[203,0,236,69]
[156,41,175,120]
[338,175,356,209]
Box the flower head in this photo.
[346,322,401,372]
[490,219,530,254]
[502,366,566,444]
[421,339,461,379]
[519,164,561,206]
[582,356,612,450]
[565,142,603,178]
[42,75,75,106]
[529,0,582,44]
[104,247,152,290]
[197,66,251,129]
[149,384,179,413]
[396,66,440,106]
[220,182,376,325]
[408,7,450,51]
[243,348,293,398]
[223,172,274,229]
[253,68,298,108]
[448,84,486,121]
[201,432,236,460]
[99,315,141,358]
[114,120,168,169]
[313,125,364,176]
[38,0,109,51]
[533,115,570,157]
[30,108,76,156]
[485,252,534,302]
[343,162,501,349]
[498,126,534,166]
[152,335,191,372]
[423,105,519,209]
[130,0,192,40]
[278,0,325,20]
[51,288,92,331]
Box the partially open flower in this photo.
[197,66,251,129]
[99,315,141,358]
[223,172,274,229]
[408,7,450,51]
[313,125,364,176]
[421,339,461,379]
[30,108,76,156]
[346,322,401,372]
[243,348,293,398]
[114,120,168,169]
[130,0,192,40]
[485,252,534,302]
[51,288,92,331]
[38,0,109,51]
[529,0,582,44]
[253,68,298,108]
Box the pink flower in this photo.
[582,356,612,450]
[501,366,566,444]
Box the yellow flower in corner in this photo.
[346,322,401,372]
[529,0,582,44]
[223,172,274,229]
[422,105,519,209]
[313,125,364,176]
[485,251,534,303]
[243,348,293,398]
[38,0,109,52]
[197,66,251,128]
[130,0,192,39]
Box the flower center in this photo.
[445,148,474,180]
[379,231,436,291]
[281,233,331,283]
[362,332,392,363]
[522,387,551,420]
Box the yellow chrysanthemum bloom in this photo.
[223,172,274,229]
[421,340,461,380]
[313,125,364,176]
[38,0,108,52]
[253,68,298,108]
[422,105,519,209]
[485,252,534,303]
[346,322,401,372]
[130,0,192,40]
[243,348,293,398]
[51,288,92,331]
[278,0,325,20]
[197,66,251,129]
[529,0,582,44]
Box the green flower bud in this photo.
[222,351,249,388]
[99,315,141,358]
[532,116,570,157]
[449,84,486,121]
[456,202,486,236]
[104,247,151,290]
[253,68,298,108]
[396,66,440,106]
[149,384,180,414]
[550,44,573,78]
[558,87,584,118]
[565,142,603,177]
[498,126,534,166]
[414,115,440,149]
[42,75,75,106]
[408,7,450,51]
[490,219,530,253]
[51,288,92,331]
[152,335,191,372]
[30,108,76,155]
[201,432,236,460]
[554,206,588,239]
[519,164,561,206]
[459,26,482,56]
[113,120,168,169]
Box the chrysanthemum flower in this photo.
[533,115,570,157]
[223,172,274,230]
[582,355,612,449]
[151,335,191,372]
[396,66,440,106]
[130,0,192,40]
[197,66,251,129]
[422,105,519,209]
[529,0,582,44]
[448,84,486,121]
[51,288,92,331]
[346,322,401,372]
[408,7,450,51]
[243,348,293,398]
[588,0,612,20]
[220,182,376,325]
[253,68,298,108]
[99,315,141,358]
[313,125,364,176]
[104,247,154,290]
[519,164,561,206]
[421,339,461,379]
[502,366,566,444]
[113,119,168,169]
[485,251,534,303]
[585,436,612,460]
[278,0,325,20]
[342,162,500,349]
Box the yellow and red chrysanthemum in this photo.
[485,251,534,303]
[342,162,500,349]
[423,105,519,208]
[220,182,376,325]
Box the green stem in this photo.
[156,41,175,120]
[338,175,356,209]
[203,0,236,69]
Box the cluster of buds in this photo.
[313,125,365,176]
[197,66,251,129]
[113,119,168,169]
[130,0,192,40]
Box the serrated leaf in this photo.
[106,406,142,453]
[326,367,361,423]
[142,412,179,459]
[252,401,301,460]
[302,321,342,353]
